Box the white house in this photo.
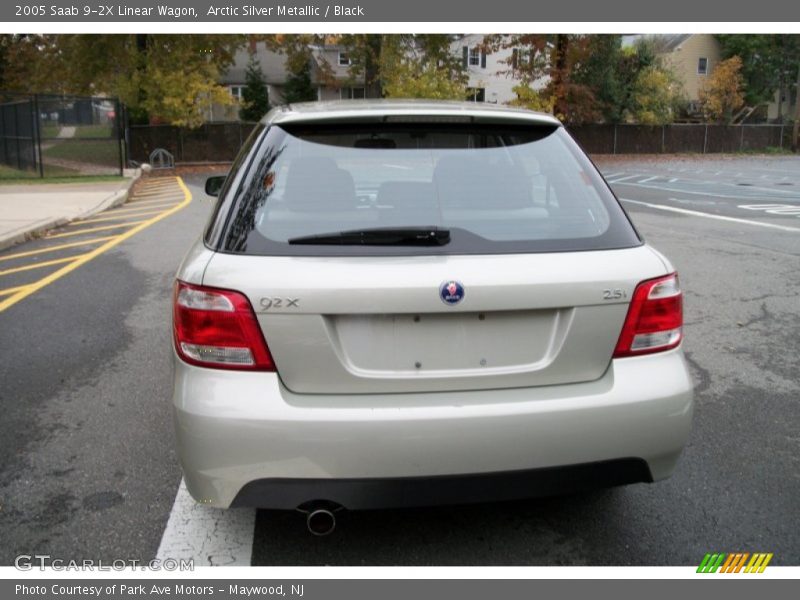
[214,35,548,121]
[451,34,548,105]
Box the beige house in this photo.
[657,34,721,112]
[655,33,796,122]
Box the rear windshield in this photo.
[216,122,640,255]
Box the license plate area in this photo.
[328,310,566,375]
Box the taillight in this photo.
[613,273,683,358]
[172,281,275,371]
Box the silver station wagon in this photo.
[172,100,693,535]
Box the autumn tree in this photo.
[717,35,800,120]
[699,56,745,123]
[336,34,384,98]
[381,35,468,100]
[628,66,683,124]
[0,34,243,127]
[239,55,270,122]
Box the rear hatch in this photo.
[202,247,666,394]
[202,115,657,394]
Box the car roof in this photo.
[263,99,561,127]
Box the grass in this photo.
[39,123,115,140]
[0,164,125,185]
[42,139,122,167]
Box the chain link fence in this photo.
[569,123,791,155]
[128,122,257,165]
[125,122,795,167]
[0,92,124,179]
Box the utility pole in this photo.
[793,61,800,152]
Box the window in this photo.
[218,123,641,257]
[338,52,351,66]
[512,48,530,69]
[466,88,486,102]
[468,47,481,66]
[340,87,366,100]
[697,57,708,75]
[229,86,244,101]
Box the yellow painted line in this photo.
[0,255,82,277]
[131,187,181,200]
[0,284,32,297]
[135,185,181,194]
[126,196,184,205]
[120,197,182,208]
[131,186,182,194]
[74,208,167,225]
[0,177,192,313]
[45,220,147,239]
[128,192,184,201]
[0,236,117,262]
[111,198,180,209]
[81,202,178,217]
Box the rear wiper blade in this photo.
[288,227,450,246]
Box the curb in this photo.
[0,169,142,252]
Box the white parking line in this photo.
[607,174,642,183]
[620,198,800,233]
[612,179,800,200]
[156,479,256,566]
[639,176,659,183]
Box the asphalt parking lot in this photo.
[0,156,798,567]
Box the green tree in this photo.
[628,66,684,124]
[0,34,242,127]
[282,58,317,104]
[506,84,555,113]
[239,56,270,121]
[381,35,468,100]
[571,35,627,122]
[717,34,800,120]
[337,34,384,98]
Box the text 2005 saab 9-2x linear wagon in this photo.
[171,100,693,535]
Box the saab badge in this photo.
[439,280,465,305]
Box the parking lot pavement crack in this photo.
[736,302,773,329]
[684,352,711,395]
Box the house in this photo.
[311,44,367,101]
[450,34,547,105]
[214,43,288,121]
[214,35,546,121]
[654,33,796,122]
[656,34,722,114]
[213,40,366,120]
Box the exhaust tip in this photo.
[306,509,336,536]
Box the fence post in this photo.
[740,125,745,151]
[780,124,784,149]
[661,125,666,153]
[612,124,617,155]
[33,94,44,177]
[13,102,22,171]
[116,99,124,176]
[703,124,708,154]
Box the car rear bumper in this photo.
[172,349,693,509]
